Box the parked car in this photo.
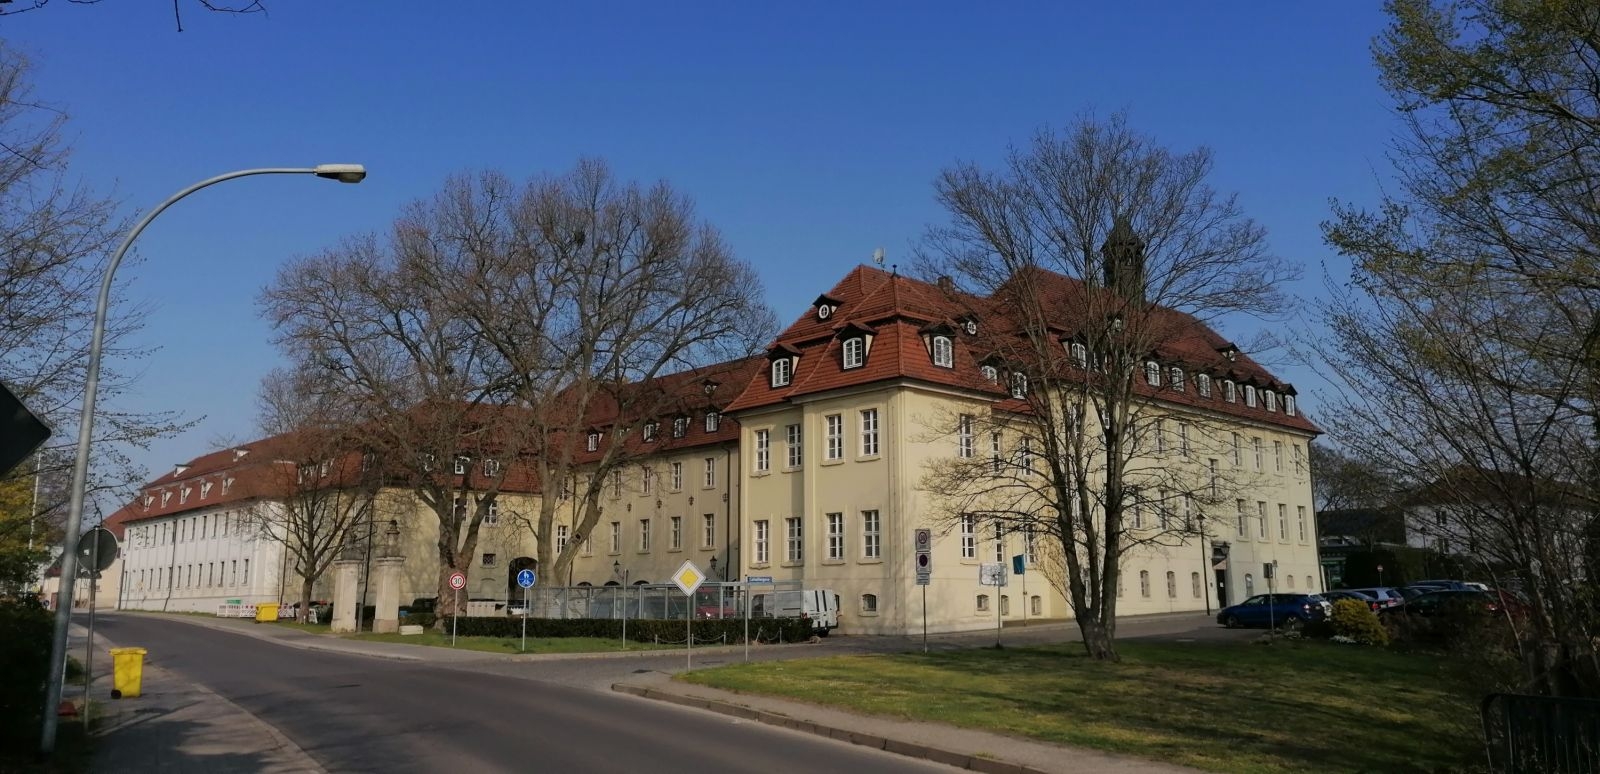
[1342,587,1405,609]
[1323,590,1381,612]
[1412,579,1477,591]
[1217,593,1332,629]
[1380,589,1517,619]
[1397,584,1446,601]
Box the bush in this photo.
[1328,599,1388,646]
[433,615,815,643]
[0,597,54,749]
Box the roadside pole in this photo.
[922,585,928,653]
[743,582,750,663]
[453,587,459,646]
[915,528,931,653]
[521,585,528,653]
[84,536,98,728]
[672,560,705,673]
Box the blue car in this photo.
[1217,593,1332,630]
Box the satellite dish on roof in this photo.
[872,247,885,266]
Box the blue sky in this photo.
[11,2,1397,496]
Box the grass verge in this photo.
[680,639,1480,773]
[348,632,675,654]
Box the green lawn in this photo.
[348,632,674,654]
[681,640,1481,773]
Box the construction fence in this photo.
[482,580,806,621]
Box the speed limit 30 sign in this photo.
[448,571,467,591]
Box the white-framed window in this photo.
[1179,422,1191,457]
[642,467,654,495]
[862,509,881,559]
[771,358,791,387]
[1197,374,1212,397]
[1140,570,1151,597]
[860,409,879,456]
[1244,385,1258,408]
[1070,342,1088,368]
[704,457,717,488]
[1166,571,1177,598]
[977,594,990,612]
[1258,501,1269,538]
[671,462,683,490]
[932,336,954,368]
[1031,595,1042,615]
[1237,499,1248,537]
[960,513,977,559]
[1170,367,1185,391]
[1294,444,1305,475]
[825,414,843,461]
[485,499,500,525]
[1232,432,1243,466]
[706,412,723,433]
[556,525,570,554]
[785,517,804,563]
[1001,595,1011,615]
[1020,436,1034,474]
[1192,572,1202,598]
[582,533,593,556]
[611,470,623,497]
[483,458,501,477]
[786,424,803,468]
[454,456,469,475]
[1264,390,1277,412]
[587,433,600,452]
[1025,526,1037,565]
[1154,419,1166,453]
[994,525,1005,562]
[609,521,621,554]
[958,414,974,459]
[843,337,865,369]
[827,513,844,560]
[1274,440,1284,472]
[991,431,1004,474]
[670,516,682,550]
[861,594,878,613]
[981,364,998,382]
[1010,372,1028,398]
[668,417,684,438]
[754,520,770,564]
[1254,437,1264,470]
[1298,506,1307,541]
[639,518,651,551]
[703,513,716,548]
[643,422,659,442]
[1285,394,1297,416]
[1224,380,1237,403]
[1145,361,1161,385]
[755,429,770,472]
[1278,503,1288,540]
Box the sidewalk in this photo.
[72,621,324,773]
[612,671,1200,774]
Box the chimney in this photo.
[937,275,954,294]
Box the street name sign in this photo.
[745,575,773,584]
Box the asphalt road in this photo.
[93,614,956,774]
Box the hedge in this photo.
[432,615,816,643]
[0,598,54,749]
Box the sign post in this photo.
[914,528,931,652]
[980,562,1008,647]
[516,568,537,652]
[744,575,773,662]
[672,560,706,671]
[448,571,466,647]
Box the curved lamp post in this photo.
[40,165,367,754]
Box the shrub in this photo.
[433,615,815,643]
[1328,599,1388,646]
[0,597,53,748]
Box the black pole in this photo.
[1199,517,1211,616]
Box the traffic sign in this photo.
[516,568,537,589]
[979,562,1008,587]
[76,527,119,574]
[448,571,466,591]
[672,560,706,596]
[0,380,51,478]
[914,528,931,552]
[914,528,932,586]
[745,575,773,584]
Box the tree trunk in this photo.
[1077,614,1119,661]
[299,577,314,625]
[435,561,466,631]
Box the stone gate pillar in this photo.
[331,559,361,633]
[373,557,405,633]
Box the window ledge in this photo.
[821,458,845,467]
[821,559,846,566]
[783,466,803,473]
[856,455,882,463]
[751,562,770,569]
[780,561,805,568]
[751,471,772,478]
[857,558,883,565]
[858,610,880,617]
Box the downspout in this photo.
[162,520,178,612]
[724,444,734,579]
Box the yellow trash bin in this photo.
[255,602,280,622]
[109,647,146,699]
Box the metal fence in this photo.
[498,580,804,620]
[1483,692,1600,773]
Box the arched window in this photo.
[1010,372,1028,398]
[1000,595,1011,615]
[976,594,990,612]
[1244,385,1258,407]
[1264,390,1277,412]
[1285,395,1297,416]
[1244,573,1255,595]
[1169,367,1185,392]
[1197,374,1212,397]
[1030,595,1042,615]
[1139,570,1151,597]
[981,364,998,383]
[1191,572,1202,598]
[1165,571,1177,598]
[1286,574,1295,589]
[1224,380,1237,403]
[771,358,791,387]
[1306,575,1314,590]
[843,337,865,369]
[861,593,878,613]
[932,336,953,368]
[1069,342,1088,368]
[1145,361,1161,385]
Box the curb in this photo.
[611,682,1050,774]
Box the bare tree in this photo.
[0,45,191,521]
[917,114,1296,660]
[1310,442,1396,514]
[0,1,267,32]
[247,367,373,623]
[261,160,773,621]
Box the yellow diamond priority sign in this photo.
[672,560,706,596]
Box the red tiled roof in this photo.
[725,264,1319,434]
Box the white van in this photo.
[752,588,841,635]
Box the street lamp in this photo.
[39,165,367,754]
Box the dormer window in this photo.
[672,417,688,438]
[771,358,792,387]
[963,319,978,335]
[981,365,998,383]
[1069,342,1088,369]
[813,293,841,321]
[200,481,213,499]
[932,336,954,368]
[320,460,332,477]
[143,494,153,510]
[843,337,865,369]
[179,486,190,505]
[1197,374,1212,398]
[587,433,600,452]
[705,412,721,432]
[454,456,469,475]
[484,458,501,477]
[1170,367,1185,392]
[161,491,172,508]
[1264,390,1277,412]
[1244,385,1258,408]
[643,422,659,442]
[1224,380,1237,403]
[222,477,233,495]
[1285,394,1297,416]
[1145,361,1161,386]
[1010,372,1028,399]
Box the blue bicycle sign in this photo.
[516,568,537,589]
